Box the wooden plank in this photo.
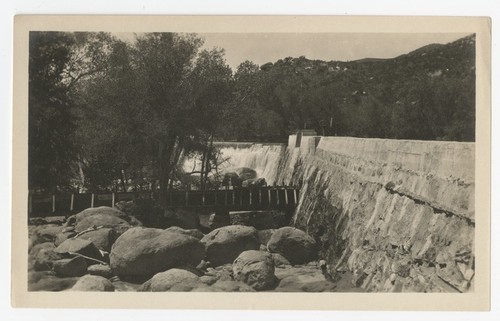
[112,193,115,208]
[70,194,74,211]
[284,188,289,205]
[91,193,95,208]
[294,189,298,204]
[276,189,280,206]
[249,190,252,205]
[268,189,271,206]
[259,189,262,205]
[52,195,56,213]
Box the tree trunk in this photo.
[200,149,206,191]
[158,135,185,206]
[203,135,214,190]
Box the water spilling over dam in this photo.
[183,142,286,186]
[208,134,475,292]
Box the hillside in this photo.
[221,34,475,142]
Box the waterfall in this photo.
[217,144,285,185]
[183,143,286,186]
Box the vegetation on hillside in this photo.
[222,34,475,142]
[28,32,475,193]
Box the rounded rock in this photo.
[267,227,318,265]
[110,227,205,279]
[71,275,115,292]
[201,225,260,266]
[139,268,202,292]
[232,250,276,291]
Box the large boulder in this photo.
[139,268,205,292]
[52,256,88,277]
[165,226,204,240]
[72,206,142,226]
[110,227,205,279]
[274,265,337,292]
[54,238,103,263]
[67,206,141,234]
[234,167,257,181]
[267,227,318,265]
[75,214,130,234]
[201,225,260,266]
[76,228,119,252]
[232,250,276,291]
[71,275,115,292]
[230,211,288,230]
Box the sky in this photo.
[117,32,469,71]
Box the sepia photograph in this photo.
[10,15,491,311]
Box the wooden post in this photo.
[224,189,228,206]
[70,194,74,211]
[239,190,243,206]
[214,190,217,206]
[258,189,262,205]
[91,193,94,208]
[202,192,206,206]
[169,191,172,205]
[284,188,289,205]
[52,195,56,213]
[232,190,235,205]
[276,189,280,206]
[111,193,115,208]
[268,189,271,206]
[249,189,252,205]
[294,189,298,204]
[185,191,189,207]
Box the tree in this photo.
[29,32,77,192]
[74,38,148,192]
[29,31,118,192]
[187,48,233,190]
[74,33,234,198]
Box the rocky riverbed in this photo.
[28,205,362,292]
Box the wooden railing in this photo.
[28,186,300,217]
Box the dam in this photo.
[215,133,475,292]
[28,133,475,293]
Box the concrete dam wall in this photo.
[218,135,475,292]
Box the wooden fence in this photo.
[28,186,300,218]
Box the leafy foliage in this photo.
[221,35,475,142]
[28,32,476,193]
